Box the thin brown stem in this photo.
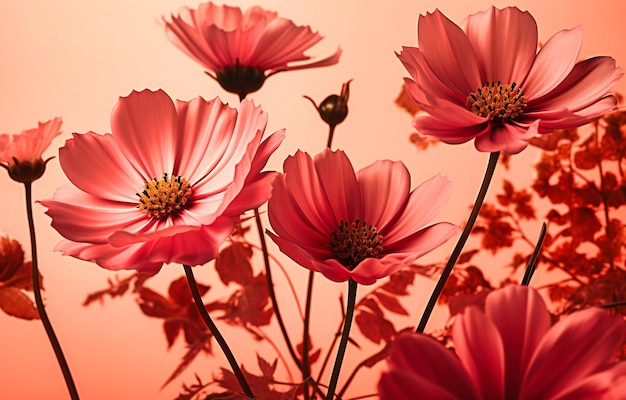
[183,264,254,398]
[24,182,80,399]
[416,151,499,333]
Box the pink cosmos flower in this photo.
[40,89,284,274]
[378,285,626,399]
[0,117,62,182]
[164,2,341,98]
[267,149,457,285]
[397,6,623,154]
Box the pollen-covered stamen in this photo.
[329,220,384,269]
[466,81,528,120]
[136,173,192,219]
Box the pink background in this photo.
[2,0,626,398]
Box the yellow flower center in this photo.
[466,81,528,120]
[329,220,384,268]
[136,173,192,219]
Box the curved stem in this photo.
[183,264,254,398]
[326,279,358,399]
[302,271,314,400]
[416,151,499,333]
[254,208,302,371]
[24,182,80,399]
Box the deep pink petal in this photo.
[356,160,410,231]
[417,10,482,96]
[58,132,143,202]
[453,307,506,399]
[398,47,467,105]
[383,222,458,262]
[414,109,489,144]
[521,308,626,399]
[382,174,453,243]
[313,149,361,223]
[555,363,626,400]
[529,57,623,113]
[474,121,538,154]
[522,27,583,99]
[485,286,551,398]
[461,6,537,84]
[110,89,179,179]
[40,184,147,244]
[379,333,479,400]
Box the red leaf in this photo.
[169,275,209,306]
[355,310,395,344]
[0,287,39,320]
[381,270,415,295]
[373,292,408,316]
[164,319,183,348]
[215,243,254,286]
[257,355,277,380]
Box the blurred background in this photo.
[2,0,626,398]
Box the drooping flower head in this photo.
[397,6,623,154]
[378,285,626,399]
[40,89,284,274]
[267,149,457,285]
[164,2,341,99]
[0,117,62,183]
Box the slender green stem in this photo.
[302,271,314,400]
[254,208,302,371]
[183,264,254,398]
[24,182,79,400]
[416,151,499,333]
[326,280,358,399]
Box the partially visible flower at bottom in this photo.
[40,89,284,274]
[267,149,457,285]
[0,117,62,183]
[378,285,626,399]
[0,234,40,320]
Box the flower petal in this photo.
[485,286,551,398]
[58,132,144,202]
[382,174,453,243]
[522,308,626,399]
[461,6,537,84]
[453,306,506,399]
[417,10,482,97]
[474,120,538,154]
[379,333,479,400]
[110,89,179,179]
[313,149,361,223]
[522,27,583,100]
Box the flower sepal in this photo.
[1,156,53,183]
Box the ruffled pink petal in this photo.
[521,308,626,399]
[453,307,506,399]
[278,47,342,72]
[413,106,489,143]
[378,333,480,400]
[461,7,537,84]
[1,117,63,163]
[474,121,538,154]
[529,57,623,113]
[268,151,336,249]
[555,363,626,399]
[310,258,352,283]
[484,286,551,398]
[382,174,453,243]
[349,258,388,285]
[524,98,617,130]
[55,239,164,274]
[383,222,458,263]
[356,160,410,232]
[313,149,361,223]
[58,132,144,202]
[252,19,322,68]
[397,47,468,105]
[522,27,583,100]
[39,184,147,244]
[417,10,482,97]
[224,171,277,217]
[165,13,221,71]
[55,219,233,273]
[266,232,336,276]
[110,89,179,179]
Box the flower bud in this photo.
[305,80,352,129]
[2,157,51,183]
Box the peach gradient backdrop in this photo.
[2,0,626,399]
